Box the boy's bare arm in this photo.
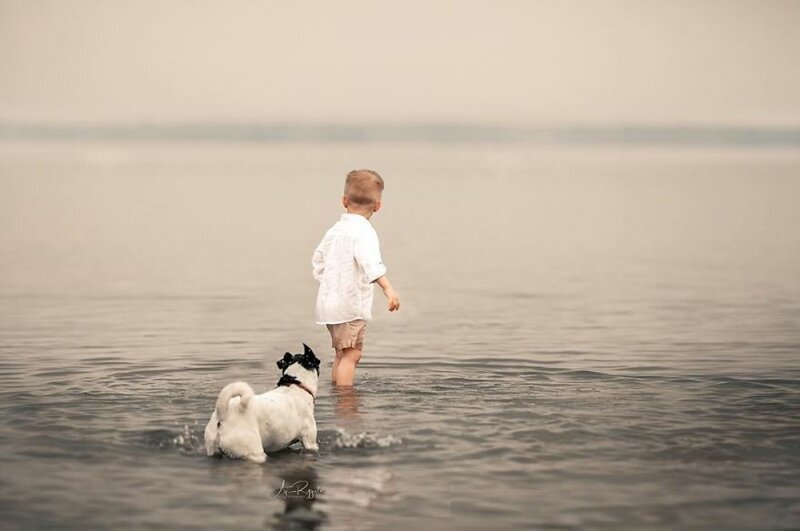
[375,276,400,312]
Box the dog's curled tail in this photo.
[215,381,254,421]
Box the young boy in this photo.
[312,169,400,387]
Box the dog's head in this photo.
[277,343,321,376]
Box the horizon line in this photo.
[1,121,798,147]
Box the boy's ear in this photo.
[374,200,382,213]
[341,196,348,210]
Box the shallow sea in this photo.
[0,141,799,530]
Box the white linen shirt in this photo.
[312,213,387,325]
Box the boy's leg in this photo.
[334,347,362,387]
[328,320,366,386]
[331,349,343,383]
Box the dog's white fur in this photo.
[204,356,319,463]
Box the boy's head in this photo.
[342,169,384,216]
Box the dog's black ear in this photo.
[277,352,293,371]
[303,343,313,356]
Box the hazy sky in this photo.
[1,0,798,125]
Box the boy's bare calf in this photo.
[332,347,362,387]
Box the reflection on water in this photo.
[269,457,326,531]
[332,386,361,423]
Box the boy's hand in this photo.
[384,288,400,312]
[376,275,399,312]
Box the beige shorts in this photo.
[326,319,366,351]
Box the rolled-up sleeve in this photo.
[354,228,386,283]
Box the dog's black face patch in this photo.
[276,343,321,375]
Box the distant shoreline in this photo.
[1,123,798,147]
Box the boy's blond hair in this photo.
[344,169,384,209]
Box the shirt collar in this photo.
[340,213,371,224]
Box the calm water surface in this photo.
[1,142,799,530]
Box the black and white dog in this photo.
[204,344,320,463]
